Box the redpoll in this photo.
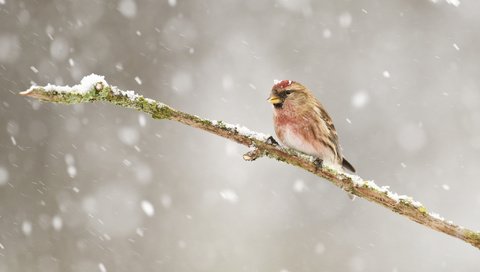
[268,80,355,172]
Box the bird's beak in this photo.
[267,94,282,104]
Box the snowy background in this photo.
[1,0,480,271]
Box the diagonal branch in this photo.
[20,74,480,250]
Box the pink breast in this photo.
[273,107,336,163]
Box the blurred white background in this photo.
[1,0,479,271]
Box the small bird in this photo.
[267,80,355,172]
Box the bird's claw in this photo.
[266,136,279,146]
[313,158,323,171]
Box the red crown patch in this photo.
[273,80,293,89]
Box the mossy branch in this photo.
[20,77,480,250]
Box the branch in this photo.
[20,74,480,250]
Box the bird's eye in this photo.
[285,90,293,95]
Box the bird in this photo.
[267,80,356,173]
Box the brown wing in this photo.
[314,99,356,172]
[313,100,341,160]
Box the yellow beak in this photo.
[267,94,282,104]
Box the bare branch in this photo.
[20,76,480,250]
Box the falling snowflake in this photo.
[141,200,155,217]
[220,189,239,203]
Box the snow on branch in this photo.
[20,74,480,250]
[430,0,461,7]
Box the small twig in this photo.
[19,75,480,250]
[242,148,264,161]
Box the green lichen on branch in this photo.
[19,77,480,251]
[21,87,96,104]
[464,230,480,247]
[417,206,428,214]
[21,84,176,121]
[106,88,174,120]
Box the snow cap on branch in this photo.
[21,73,108,96]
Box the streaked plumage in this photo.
[268,80,355,172]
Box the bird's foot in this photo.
[313,158,323,171]
[266,136,279,146]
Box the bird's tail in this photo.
[342,158,356,173]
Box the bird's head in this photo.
[268,80,311,109]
